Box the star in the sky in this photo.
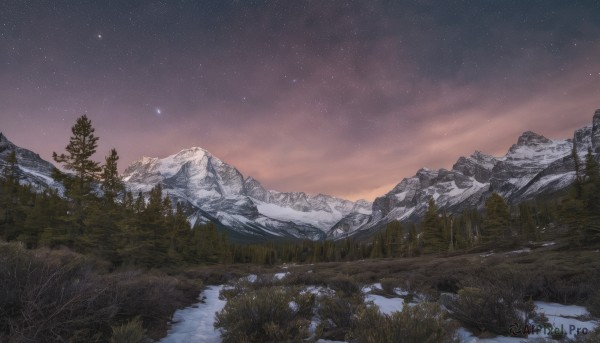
[155,107,162,116]
[97,33,102,40]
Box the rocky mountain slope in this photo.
[122,147,371,241]
[0,133,62,191]
[331,109,600,239]
[2,109,598,242]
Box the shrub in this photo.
[111,270,202,339]
[326,275,361,296]
[215,286,314,343]
[0,242,118,342]
[349,302,458,343]
[316,292,365,341]
[587,291,600,318]
[0,242,202,342]
[447,286,535,337]
[110,317,148,343]
[380,278,399,296]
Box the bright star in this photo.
[155,107,162,116]
[97,33,102,39]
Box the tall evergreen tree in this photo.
[52,115,101,233]
[483,193,511,246]
[581,148,600,241]
[422,199,446,254]
[101,148,124,205]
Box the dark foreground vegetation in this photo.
[212,245,600,342]
[1,115,600,342]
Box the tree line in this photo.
[0,115,230,267]
[1,115,599,267]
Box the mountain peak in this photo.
[516,131,551,146]
[173,147,210,160]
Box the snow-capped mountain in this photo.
[0,133,61,191]
[333,109,600,239]
[122,147,371,241]
[2,109,599,242]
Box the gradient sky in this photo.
[1,1,600,201]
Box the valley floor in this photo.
[159,244,600,342]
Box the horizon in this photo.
[2,1,600,201]
[1,109,597,203]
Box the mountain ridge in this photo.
[333,109,600,239]
[122,146,371,241]
[2,109,599,241]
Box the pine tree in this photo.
[139,184,169,266]
[581,148,600,241]
[74,148,126,262]
[483,193,511,246]
[519,203,538,242]
[168,202,192,262]
[101,148,124,205]
[422,199,446,254]
[53,115,101,233]
[406,223,418,257]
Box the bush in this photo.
[110,317,149,343]
[586,290,600,318]
[447,285,535,337]
[380,278,399,296]
[349,302,458,343]
[0,242,118,342]
[316,292,365,341]
[327,275,361,296]
[215,286,314,343]
[0,242,202,342]
[111,270,202,339]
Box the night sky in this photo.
[2,1,600,201]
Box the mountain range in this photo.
[1,109,598,241]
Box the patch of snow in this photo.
[534,301,590,319]
[457,328,524,343]
[394,191,408,201]
[158,285,226,343]
[365,294,404,315]
[361,283,382,293]
[255,201,343,230]
[393,288,410,297]
[506,248,531,254]
[289,301,299,312]
[303,286,334,296]
[274,272,289,280]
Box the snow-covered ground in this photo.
[365,294,404,314]
[456,301,599,342]
[159,281,598,343]
[158,285,226,343]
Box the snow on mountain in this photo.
[4,109,600,242]
[337,109,600,238]
[0,133,62,192]
[122,147,371,241]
